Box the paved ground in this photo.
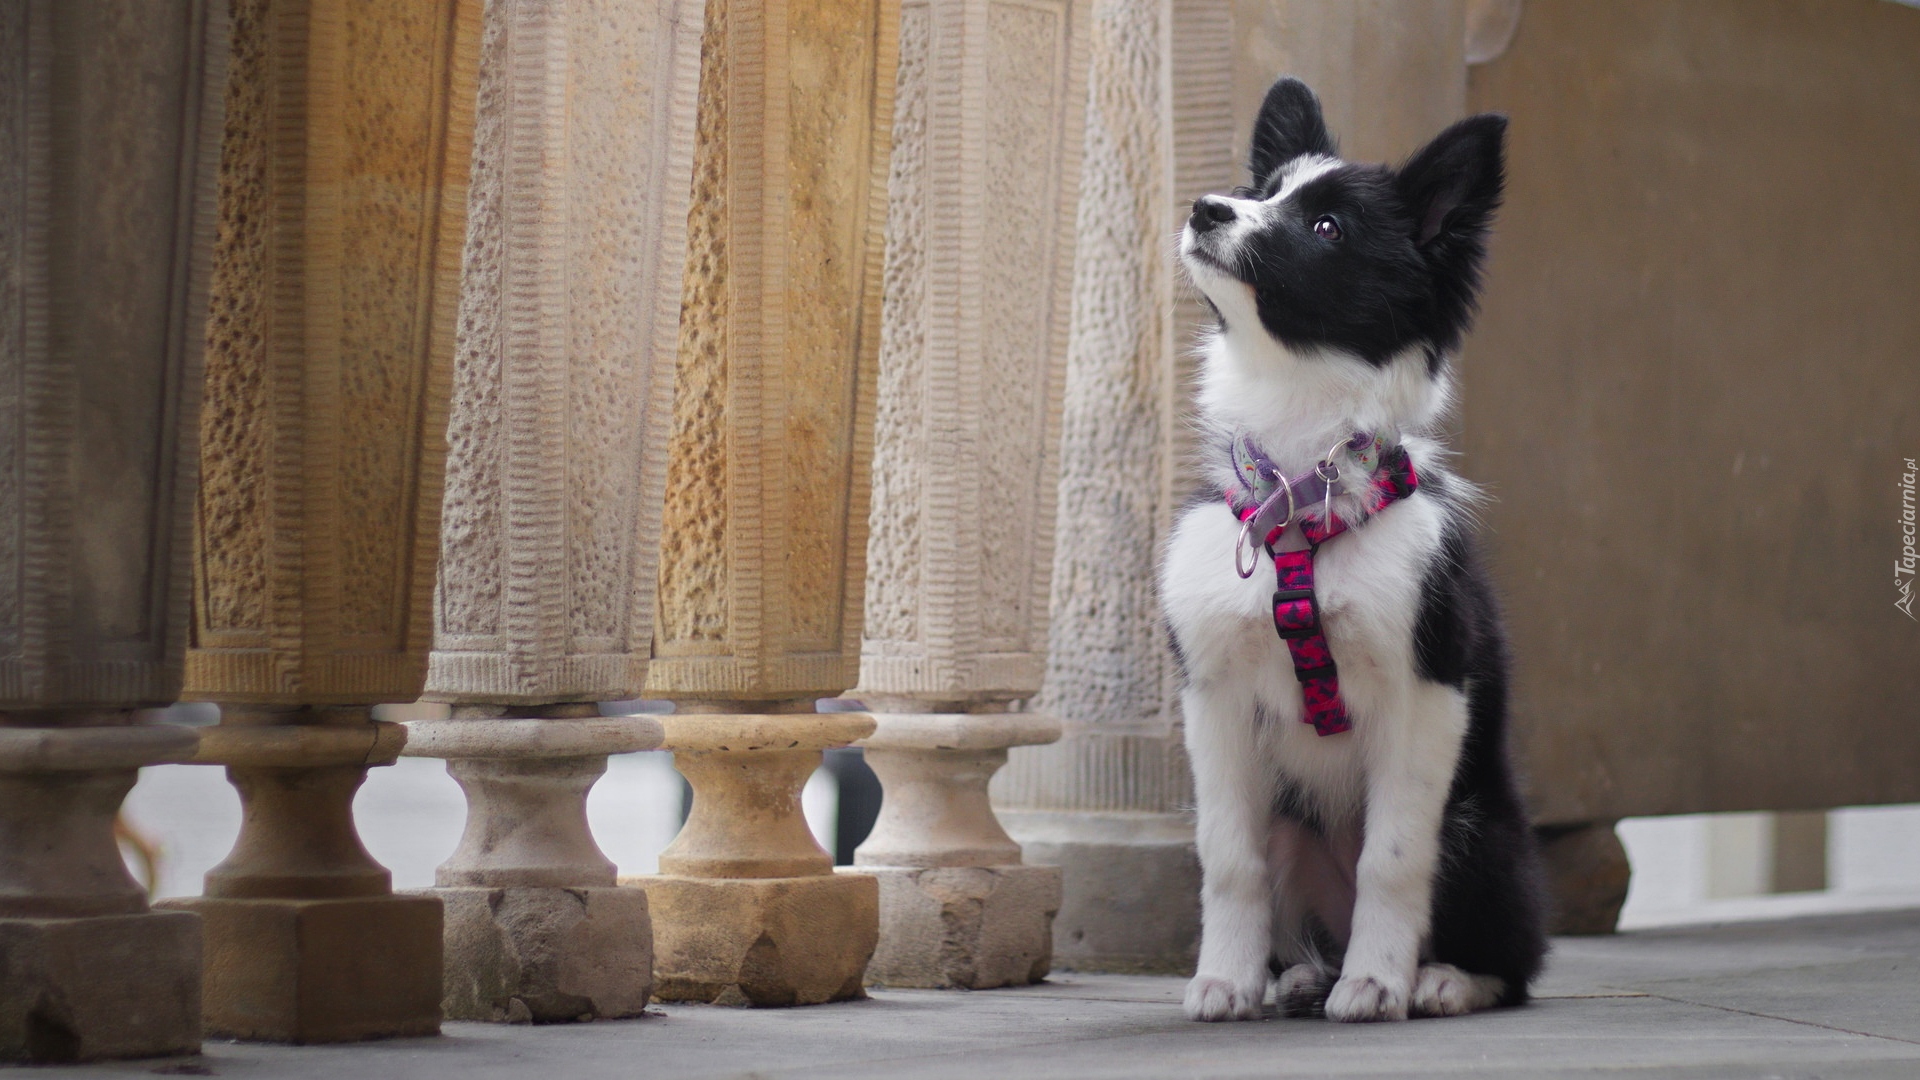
[65,909,1920,1079]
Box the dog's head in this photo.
[1181,78,1506,373]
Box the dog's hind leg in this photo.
[1182,681,1274,1021]
[1410,963,1505,1017]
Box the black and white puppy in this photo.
[1162,78,1547,1023]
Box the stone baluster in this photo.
[994,0,1474,972]
[154,0,482,1044]
[402,0,705,1024]
[0,1,226,1062]
[851,0,1091,989]
[626,0,899,1007]
[987,0,1224,976]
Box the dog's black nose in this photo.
[1190,195,1237,234]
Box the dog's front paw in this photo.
[1183,973,1266,1022]
[1410,963,1504,1017]
[1325,972,1409,1023]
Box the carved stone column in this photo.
[157,0,481,1044]
[852,0,1090,989]
[628,0,899,1007]
[0,4,225,1060]
[989,0,1223,975]
[405,0,704,1024]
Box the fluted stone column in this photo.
[156,0,481,1044]
[625,0,899,1007]
[851,0,1090,990]
[992,0,1471,974]
[0,1,225,1062]
[405,0,705,1024]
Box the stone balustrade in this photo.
[851,0,1091,988]
[619,0,901,1008]
[157,0,482,1044]
[403,0,704,1024]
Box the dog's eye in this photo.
[1312,216,1342,241]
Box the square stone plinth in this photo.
[156,894,442,1043]
[0,911,201,1063]
[626,873,878,1006]
[861,864,1061,989]
[431,885,652,1022]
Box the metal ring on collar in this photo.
[1315,433,1355,485]
[1235,473,1296,577]
[1235,516,1260,579]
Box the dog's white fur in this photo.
[1164,189,1496,1022]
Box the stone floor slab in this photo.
[51,909,1920,1080]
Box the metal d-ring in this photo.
[1234,517,1260,578]
[1314,434,1354,485]
[1234,474,1296,578]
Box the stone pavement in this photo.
[60,909,1920,1079]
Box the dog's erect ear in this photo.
[1395,114,1506,249]
[1248,78,1335,188]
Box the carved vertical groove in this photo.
[863,0,930,654]
[657,0,733,650]
[0,3,28,673]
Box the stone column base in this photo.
[430,885,652,1022]
[625,873,878,1006]
[158,894,442,1042]
[999,810,1200,974]
[858,864,1060,989]
[1537,822,1631,935]
[0,911,201,1063]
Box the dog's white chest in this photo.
[1162,487,1445,813]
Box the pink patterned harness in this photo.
[1225,432,1420,736]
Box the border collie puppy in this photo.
[1162,78,1546,1023]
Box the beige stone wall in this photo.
[1231,0,1464,167]
[1464,0,1920,823]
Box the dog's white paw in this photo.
[1275,964,1334,1018]
[1325,972,1409,1023]
[1183,973,1266,1022]
[1410,963,1504,1018]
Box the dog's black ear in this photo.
[1395,113,1506,249]
[1248,78,1335,188]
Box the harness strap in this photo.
[1229,437,1420,737]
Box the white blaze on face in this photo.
[1180,153,1345,317]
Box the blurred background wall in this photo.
[1464,0,1920,826]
